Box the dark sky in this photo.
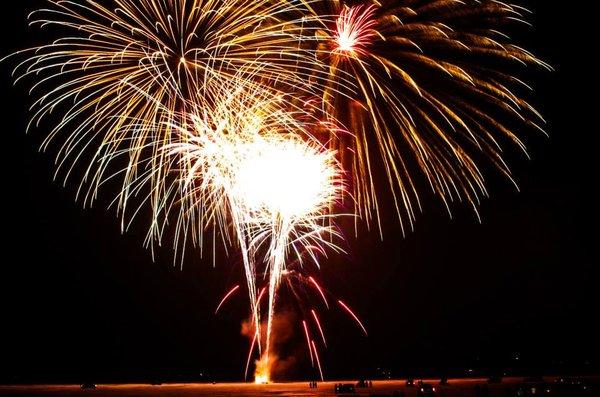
[0,1,597,383]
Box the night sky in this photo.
[1,1,597,384]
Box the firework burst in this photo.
[315,0,551,232]
[334,4,379,56]
[4,0,331,250]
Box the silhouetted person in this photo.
[475,383,481,397]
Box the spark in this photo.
[309,276,329,309]
[303,319,315,367]
[338,300,368,336]
[245,331,258,380]
[311,309,327,347]
[311,339,324,381]
[215,285,240,314]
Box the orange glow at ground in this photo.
[253,354,272,384]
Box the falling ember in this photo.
[311,340,324,381]
[311,309,327,347]
[215,285,240,314]
[309,276,329,309]
[338,300,368,336]
[303,320,314,367]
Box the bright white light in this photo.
[254,374,269,384]
[233,139,336,218]
[337,33,356,52]
[334,5,378,55]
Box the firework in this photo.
[314,0,550,232]
[4,0,332,251]
[164,80,345,381]
[4,0,549,383]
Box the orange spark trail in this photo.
[309,276,329,309]
[338,300,368,336]
[254,287,267,355]
[244,331,258,379]
[257,287,266,305]
[311,309,327,347]
[311,340,324,381]
[302,320,314,366]
[215,285,240,314]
